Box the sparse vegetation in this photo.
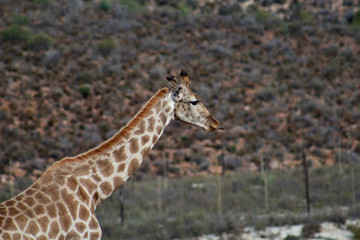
[28,33,53,50]
[0,25,30,44]
[301,221,321,238]
[353,9,360,25]
[348,224,360,240]
[99,0,111,12]
[119,0,146,13]
[2,164,357,239]
[12,14,30,25]
[97,39,117,57]
[77,83,92,98]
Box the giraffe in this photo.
[0,70,223,239]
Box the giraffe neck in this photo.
[39,88,175,211]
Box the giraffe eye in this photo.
[189,100,199,106]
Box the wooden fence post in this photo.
[119,186,125,225]
[302,152,311,222]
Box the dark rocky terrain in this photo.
[1,0,360,183]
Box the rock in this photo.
[42,50,61,65]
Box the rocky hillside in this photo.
[1,0,360,182]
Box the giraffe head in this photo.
[167,70,223,132]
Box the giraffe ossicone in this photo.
[0,70,223,239]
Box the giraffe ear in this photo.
[171,86,182,102]
[179,69,189,86]
[166,75,177,86]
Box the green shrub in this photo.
[119,0,145,13]
[301,221,320,238]
[255,9,276,24]
[77,84,92,98]
[0,25,30,44]
[284,236,300,240]
[328,208,347,224]
[97,39,116,57]
[299,10,314,25]
[178,3,192,17]
[29,33,54,50]
[27,0,51,4]
[12,14,30,25]
[353,10,360,25]
[347,225,360,240]
[76,72,94,83]
[99,0,111,12]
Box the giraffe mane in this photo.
[47,87,169,171]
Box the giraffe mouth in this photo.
[205,124,224,132]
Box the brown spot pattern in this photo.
[41,184,59,201]
[92,192,100,205]
[56,202,67,216]
[141,147,151,159]
[92,174,102,182]
[129,138,139,154]
[117,163,126,172]
[90,233,100,239]
[34,205,45,215]
[78,205,89,221]
[38,216,49,233]
[40,173,53,184]
[75,222,86,233]
[24,209,35,218]
[3,218,17,231]
[15,195,23,201]
[127,158,139,175]
[152,135,158,144]
[89,217,98,230]
[14,214,27,230]
[24,189,36,196]
[65,230,81,240]
[155,102,162,113]
[148,116,155,132]
[100,182,112,195]
[80,178,97,194]
[162,100,168,109]
[35,192,51,205]
[5,200,15,207]
[62,189,78,220]
[156,126,162,135]
[38,235,47,240]
[134,120,146,135]
[23,197,35,207]
[141,135,150,145]
[47,204,56,218]
[8,207,19,216]
[16,202,26,212]
[2,233,10,240]
[0,216,4,226]
[97,159,114,177]
[0,206,6,215]
[67,176,78,191]
[49,221,60,238]
[73,165,90,176]
[160,112,167,125]
[26,220,40,235]
[113,146,127,162]
[12,233,21,240]
[113,176,124,189]
[77,186,90,206]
